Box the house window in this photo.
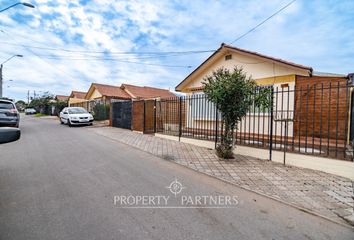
[225,54,232,61]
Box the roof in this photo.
[86,83,131,99]
[121,84,176,99]
[175,43,313,91]
[55,95,69,101]
[312,71,346,77]
[70,91,86,99]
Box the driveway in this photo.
[0,115,353,240]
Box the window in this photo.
[225,54,232,61]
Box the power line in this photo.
[0,38,214,56]
[0,30,195,69]
[35,56,193,68]
[1,30,78,81]
[229,0,297,44]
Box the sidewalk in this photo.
[89,127,354,226]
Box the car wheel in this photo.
[60,118,64,124]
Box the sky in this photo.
[0,0,353,101]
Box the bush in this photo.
[93,104,110,120]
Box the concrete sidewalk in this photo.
[89,127,354,226]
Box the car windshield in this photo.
[0,102,14,109]
[68,108,87,114]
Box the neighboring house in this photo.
[55,95,69,102]
[85,83,131,103]
[72,83,175,112]
[120,84,176,100]
[68,91,87,107]
[174,43,350,155]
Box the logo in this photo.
[166,178,185,196]
[113,178,238,209]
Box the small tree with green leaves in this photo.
[203,67,270,159]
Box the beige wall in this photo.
[87,89,102,100]
[179,50,309,92]
[185,81,296,138]
[68,97,86,106]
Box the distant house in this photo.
[85,83,131,103]
[55,95,69,102]
[70,83,175,112]
[68,91,87,107]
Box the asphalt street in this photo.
[0,115,353,240]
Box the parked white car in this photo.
[24,108,36,115]
[59,107,94,126]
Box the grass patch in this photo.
[34,113,48,117]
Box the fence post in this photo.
[215,105,218,149]
[269,87,274,161]
[143,100,146,133]
[178,96,182,141]
[154,99,157,133]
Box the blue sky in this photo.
[0,0,353,101]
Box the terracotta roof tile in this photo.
[91,83,131,99]
[70,91,86,99]
[121,84,176,99]
[55,95,69,101]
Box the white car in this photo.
[59,107,94,126]
[25,108,36,115]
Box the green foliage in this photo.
[54,100,68,115]
[203,67,270,159]
[28,92,54,115]
[93,103,110,120]
[15,100,27,111]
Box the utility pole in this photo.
[27,90,30,104]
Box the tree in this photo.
[28,92,54,114]
[203,67,270,159]
[15,100,27,111]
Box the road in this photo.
[0,115,353,240]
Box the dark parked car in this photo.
[0,99,20,127]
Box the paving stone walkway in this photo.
[89,127,354,226]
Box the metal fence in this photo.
[154,80,352,160]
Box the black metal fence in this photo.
[154,80,352,160]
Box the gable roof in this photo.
[175,43,313,91]
[69,91,86,99]
[55,95,69,101]
[121,84,176,99]
[86,83,131,99]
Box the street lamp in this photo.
[0,55,23,98]
[0,2,35,13]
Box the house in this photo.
[68,91,87,107]
[174,43,350,159]
[120,84,176,100]
[55,95,69,102]
[85,83,131,103]
[70,83,176,117]
[176,43,313,93]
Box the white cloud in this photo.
[0,0,353,101]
